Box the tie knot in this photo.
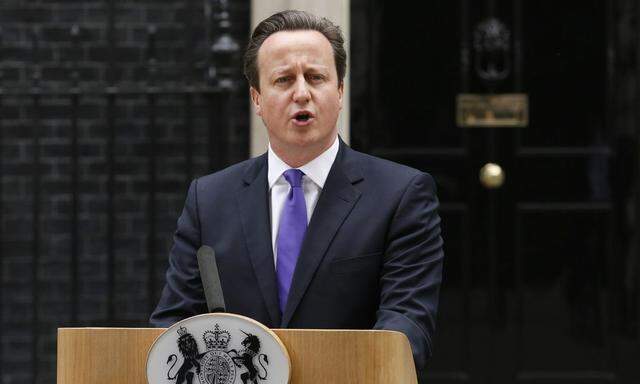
[283,169,304,188]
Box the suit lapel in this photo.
[236,155,282,326]
[281,143,364,327]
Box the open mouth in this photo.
[293,111,314,123]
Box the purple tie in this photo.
[276,169,307,314]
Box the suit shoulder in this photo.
[347,147,433,184]
[195,154,265,190]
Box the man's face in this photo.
[250,30,343,160]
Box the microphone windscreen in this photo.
[196,245,226,313]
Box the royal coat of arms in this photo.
[166,324,269,384]
[147,313,289,384]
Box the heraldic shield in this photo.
[147,313,291,384]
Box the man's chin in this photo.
[282,134,329,150]
[284,131,320,146]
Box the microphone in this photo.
[196,245,226,313]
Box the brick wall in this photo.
[0,1,250,382]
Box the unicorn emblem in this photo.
[228,331,269,384]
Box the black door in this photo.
[351,1,640,383]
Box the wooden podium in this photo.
[57,328,417,383]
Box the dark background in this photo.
[0,1,250,382]
[1,1,640,383]
[350,0,640,383]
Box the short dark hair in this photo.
[243,10,347,91]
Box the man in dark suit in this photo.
[150,10,444,377]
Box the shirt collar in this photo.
[268,136,339,189]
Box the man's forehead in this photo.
[257,30,334,68]
[270,61,330,74]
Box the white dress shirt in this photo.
[268,136,340,264]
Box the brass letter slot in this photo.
[456,93,528,128]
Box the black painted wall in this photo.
[0,1,250,382]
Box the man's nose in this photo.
[292,77,311,103]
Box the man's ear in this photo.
[250,86,262,116]
[337,81,344,109]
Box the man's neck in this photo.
[271,136,338,168]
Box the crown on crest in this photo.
[203,324,231,350]
[177,326,188,337]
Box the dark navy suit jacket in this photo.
[150,140,444,372]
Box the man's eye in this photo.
[275,77,290,84]
[308,74,324,82]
